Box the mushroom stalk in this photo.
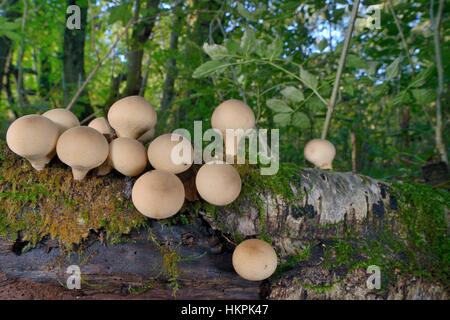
[29,157,52,171]
[72,168,90,181]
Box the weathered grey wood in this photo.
[202,168,397,257]
[0,221,261,299]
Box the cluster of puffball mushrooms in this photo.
[6,96,336,282]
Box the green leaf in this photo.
[202,43,229,60]
[386,57,402,81]
[224,39,241,55]
[240,28,256,55]
[412,89,434,104]
[0,30,21,42]
[410,67,432,88]
[281,86,304,103]
[367,61,378,76]
[346,54,366,69]
[291,112,310,129]
[192,60,229,78]
[300,68,318,90]
[109,4,132,25]
[255,39,267,57]
[0,19,20,31]
[317,39,328,51]
[273,113,291,127]
[393,90,411,105]
[237,3,256,21]
[266,37,283,60]
[267,99,293,113]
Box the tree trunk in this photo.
[431,0,448,164]
[176,0,223,128]
[0,144,448,299]
[63,0,92,118]
[104,73,126,111]
[158,2,184,131]
[38,49,51,100]
[0,0,20,95]
[123,0,160,97]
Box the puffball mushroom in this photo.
[108,96,157,139]
[147,133,193,174]
[211,99,256,156]
[6,114,60,171]
[109,137,147,177]
[232,239,278,281]
[42,108,80,133]
[195,163,241,206]
[56,126,109,180]
[88,117,115,142]
[132,170,185,219]
[304,139,336,169]
[211,99,256,132]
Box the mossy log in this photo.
[0,143,448,299]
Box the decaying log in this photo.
[203,168,398,257]
[269,266,448,300]
[0,220,261,299]
[0,144,448,299]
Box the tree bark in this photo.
[38,49,51,99]
[0,145,447,300]
[175,0,223,127]
[0,0,20,95]
[123,0,160,97]
[431,0,448,164]
[158,2,184,131]
[63,0,92,118]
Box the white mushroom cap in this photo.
[211,100,256,157]
[109,137,147,177]
[6,114,60,171]
[147,133,193,174]
[88,117,115,142]
[107,96,157,139]
[211,99,256,132]
[137,127,155,144]
[195,163,241,206]
[232,239,278,281]
[304,139,336,169]
[132,170,185,219]
[56,126,109,180]
[42,108,80,134]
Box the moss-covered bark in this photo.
[0,142,448,299]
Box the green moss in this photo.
[0,142,146,250]
[301,282,336,294]
[237,163,300,203]
[146,231,182,296]
[162,248,181,296]
[128,280,156,295]
[276,243,311,275]
[322,182,450,288]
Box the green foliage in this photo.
[276,244,312,274]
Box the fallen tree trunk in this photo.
[0,143,448,299]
